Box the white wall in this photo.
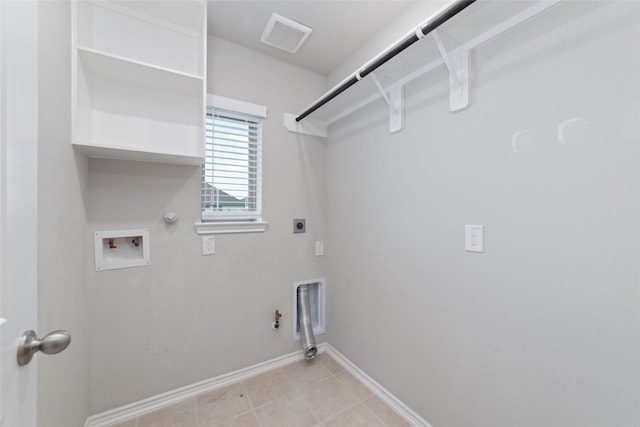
[325,1,640,426]
[37,2,90,426]
[327,0,449,88]
[1,2,39,426]
[86,36,327,414]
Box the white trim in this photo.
[194,221,268,235]
[323,344,433,427]
[207,94,267,118]
[292,278,326,341]
[84,343,427,427]
[84,348,309,427]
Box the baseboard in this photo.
[321,343,433,427]
[85,342,430,427]
[84,349,308,427]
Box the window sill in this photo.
[194,221,268,235]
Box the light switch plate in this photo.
[315,241,324,256]
[465,225,484,252]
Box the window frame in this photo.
[201,94,267,225]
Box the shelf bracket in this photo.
[431,30,469,112]
[283,113,328,138]
[370,73,404,133]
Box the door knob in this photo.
[17,330,71,366]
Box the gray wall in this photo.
[37,2,90,426]
[325,2,640,426]
[87,36,327,414]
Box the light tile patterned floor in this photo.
[110,353,410,427]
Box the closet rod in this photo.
[295,0,477,123]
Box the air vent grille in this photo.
[260,13,312,54]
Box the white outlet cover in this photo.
[202,236,215,255]
[465,225,484,252]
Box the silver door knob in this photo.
[17,330,71,366]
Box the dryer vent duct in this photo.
[297,284,317,359]
[293,278,325,359]
[260,13,312,53]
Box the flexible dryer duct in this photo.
[297,284,317,359]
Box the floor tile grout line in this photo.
[304,372,364,424]
[211,409,254,427]
[323,354,408,426]
[284,359,344,426]
[316,382,383,426]
[299,385,323,426]
[198,383,253,427]
[363,400,392,427]
[242,363,324,426]
[322,358,398,427]
[239,381,263,427]
[243,370,303,426]
[320,400,363,425]
[119,353,404,427]
[284,356,374,426]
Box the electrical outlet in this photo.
[202,236,215,255]
[465,225,484,252]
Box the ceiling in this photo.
[207,1,415,75]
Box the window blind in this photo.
[202,107,262,220]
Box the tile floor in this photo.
[110,352,411,427]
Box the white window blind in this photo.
[202,106,262,221]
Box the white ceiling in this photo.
[207,1,415,75]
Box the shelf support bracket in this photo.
[370,73,404,133]
[283,113,327,138]
[431,30,469,112]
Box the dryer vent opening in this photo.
[293,278,325,359]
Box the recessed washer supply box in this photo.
[94,228,150,271]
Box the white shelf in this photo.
[72,0,206,165]
[78,47,204,98]
[104,1,205,35]
[73,140,204,166]
[76,0,204,76]
[77,48,203,98]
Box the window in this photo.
[201,95,266,222]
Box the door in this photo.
[0,1,39,426]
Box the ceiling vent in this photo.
[260,13,312,54]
